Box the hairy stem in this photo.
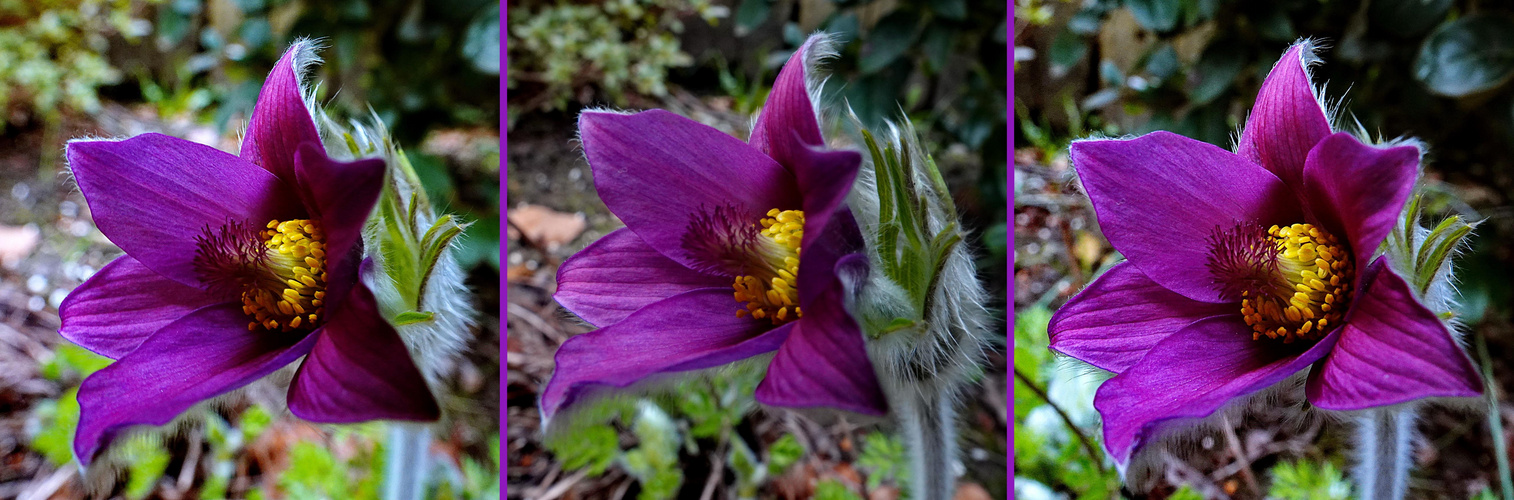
[383,423,431,500]
[1477,333,1514,500]
[895,386,957,500]
[1354,406,1414,500]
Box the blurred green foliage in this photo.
[794,0,1007,153]
[0,0,153,129]
[1267,459,1352,500]
[814,479,865,500]
[856,431,908,491]
[734,0,1008,209]
[542,367,848,499]
[1012,306,1119,499]
[507,0,726,113]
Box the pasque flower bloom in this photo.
[1049,42,1482,465]
[544,35,887,418]
[60,42,438,464]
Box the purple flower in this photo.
[1049,42,1483,465]
[60,43,438,465]
[543,36,887,418]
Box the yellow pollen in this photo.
[243,219,327,332]
[732,209,804,325]
[1242,223,1354,343]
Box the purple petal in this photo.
[1302,133,1419,277]
[67,134,302,287]
[793,143,864,270]
[755,254,887,415]
[750,35,826,171]
[292,143,385,312]
[1306,260,1481,409]
[798,210,866,315]
[1070,131,1302,303]
[73,304,315,464]
[241,43,322,184]
[579,109,802,270]
[1237,42,1332,189]
[1049,261,1235,374]
[1095,315,1336,464]
[541,288,793,418]
[59,256,226,359]
[287,285,440,422]
[555,228,729,327]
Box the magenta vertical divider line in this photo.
[1005,2,1016,497]
[498,0,507,498]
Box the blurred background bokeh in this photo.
[1015,0,1514,498]
[505,0,1006,497]
[0,0,500,498]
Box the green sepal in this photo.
[393,311,436,325]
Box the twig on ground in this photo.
[1013,366,1104,473]
[1216,415,1260,495]
[18,463,74,500]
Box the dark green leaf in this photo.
[1254,7,1295,41]
[1099,59,1124,87]
[934,0,967,20]
[1049,30,1086,70]
[735,0,771,32]
[859,12,921,74]
[1068,10,1103,35]
[234,0,267,11]
[1189,44,1244,105]
[200,27,225,50]
[1370,0,1453,38]
[982,223,1007,257]
[171,0,202,14]
[825,12,860,42]
[783,22,805,47]
[1415,16,1514,97]
[462,4,501,74]
[156,9,191,45]
[1125,0,1180,32]
[1145,43,1179,80]
[922,24,956,71]
[239,18,273,50]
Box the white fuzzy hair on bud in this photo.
[776,32,993,498]
[847,117,992,499]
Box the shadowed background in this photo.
[1015,0,1514,498]
[0,0,500,498]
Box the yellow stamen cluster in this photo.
[243,219,327,332]
[1241,223,1354,343]
[733,209,804,324]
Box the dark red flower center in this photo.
[1206,223,1355,343]
[193,219,328,332]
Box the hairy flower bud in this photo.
[848,117,992,500]
[321,112,477,389]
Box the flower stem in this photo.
[383,422,431,500]
[1476,332,1514,500]
[1353,406,1414,500]
[895,385,957,500]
